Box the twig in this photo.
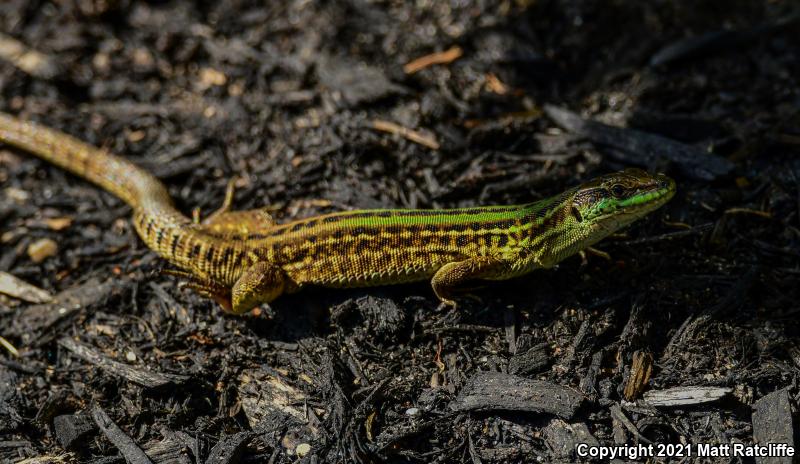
[723,207,772,219]
[371,119,440,150]
[404,46,463,74]
[0,336,19,357]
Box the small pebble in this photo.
[295,443,311,457]
[27,238,57,263]
[199,67,227,89]
[5,187,30,202]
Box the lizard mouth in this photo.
[621,174,676,213]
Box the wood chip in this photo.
[752,388,794,464]
[53,413,97,450]
[43,217,72,231]
[648,14,800,68]
[509,342,550,375]
[59,338,188,389]
[4,187,30,202]
[579,350,603,396]
[27,238,58,263]
[450,371,585,419]
[205,432,252,464]
[0,271,53,303]
[12,278,112,346]
[544,419,600,460]
[317,55,404,107]
[295,442,311,457]
[238,369,314,427]
[643,386,732,407]
[623,351,653,401]
[484,72,509,95]
[142,434,192,464]
[371,119,440,150]
[91,404,154,464]
[404,46,463,74]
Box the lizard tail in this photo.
[0,111,247,286]
[0,112,189,227]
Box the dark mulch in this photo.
[1,1,799,463]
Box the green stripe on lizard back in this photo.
[236,196,571,288]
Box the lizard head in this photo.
[533,168,675,267]
[525,168,676,268]
[552,168,677,265]
[571,168,676,230]
[539,168,676,267]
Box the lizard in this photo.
[0,111,676,314]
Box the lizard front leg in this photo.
[430,257,506,308]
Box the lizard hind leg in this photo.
[230,262,287,315]
[193,177,237,224]
[193,178,276,235]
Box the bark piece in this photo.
[317,55,404,107]
[544,104,734,181]
[0,32,60,79]
[53,413,97,450]
[509,343,550,376]
[450,371,584,419]
[752,388,794,464]
[579,350,603,396]
[643,386,731,407]
[0,367,21,432]
[12,278,114,347]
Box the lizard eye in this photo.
[610,184,625,198]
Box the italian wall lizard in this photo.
[0,112,676,313]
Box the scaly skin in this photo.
[0,112,676,313]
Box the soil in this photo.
[1,1,799,463]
